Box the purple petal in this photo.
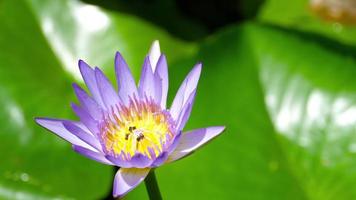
[72,83,102,120]
[154,55,168,108]
[175,89,196,131]
[113,168,150,198]
[170,63,202,120]
[105,155,133,168]
[166,132,182,154]
[115,52,138,105]
[166,126,225,163]
[78,60,105,108]
[151,152,168,167]
[94,67,121,110]
[106,153,154,168]
[129,153,153,168]
[35,118,94,150]
[139,57,161,103]
[71,103,99,135]
[154,74,163,105]
[63,121,102,151]
[73,145,113,165]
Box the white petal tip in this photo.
[35,117,56,127]
[214,126,226,133]
[150,40,160,51]
[149,40,161,70]
[194,62,203,71]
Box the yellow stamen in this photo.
[101,98,174,160]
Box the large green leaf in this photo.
[259,0,356,46]
[0,0,194,199]
[146,24,355,199]
[249,24,356,199]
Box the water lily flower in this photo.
[35,41,225,198]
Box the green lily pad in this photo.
[150,24,356,200]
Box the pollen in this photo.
[99,97,175,160]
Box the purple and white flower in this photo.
[35,41,225,198]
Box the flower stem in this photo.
[144,170,162,200]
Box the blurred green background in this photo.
[1,0,356,199]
